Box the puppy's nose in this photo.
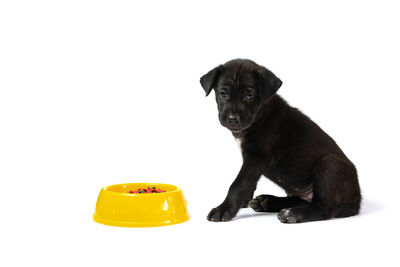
[227,114,240,125]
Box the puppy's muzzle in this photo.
[227,114,240,126]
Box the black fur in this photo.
[200,59,361,223]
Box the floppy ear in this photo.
[200,65,223,96]
[253,67,282,99]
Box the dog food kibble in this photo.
[129,187,166,194]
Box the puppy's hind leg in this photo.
[249,195,309,212]
[278,154,361,223]
[277,203,330,223]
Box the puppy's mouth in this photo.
[229,128,248,134]
[225,124,250,134]
[219,115,254,134]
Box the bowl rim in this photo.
[102,182,181,196]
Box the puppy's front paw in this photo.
[249,195,270,212]
[249,194,278,212]
[207,204,236,222]
[277,208,298,223]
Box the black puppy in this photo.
[200,59,361,223]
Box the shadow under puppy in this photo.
[200,59,361,223]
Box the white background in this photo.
[1,0,399,266]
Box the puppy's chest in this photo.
[235,137,243,152]
[234,136,272,159]
[234,136,270,160]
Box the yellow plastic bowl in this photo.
[93,183,189,227]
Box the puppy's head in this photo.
[200,59,282,133]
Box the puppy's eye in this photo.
[219,91,228,98]
[246,91,256,101]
